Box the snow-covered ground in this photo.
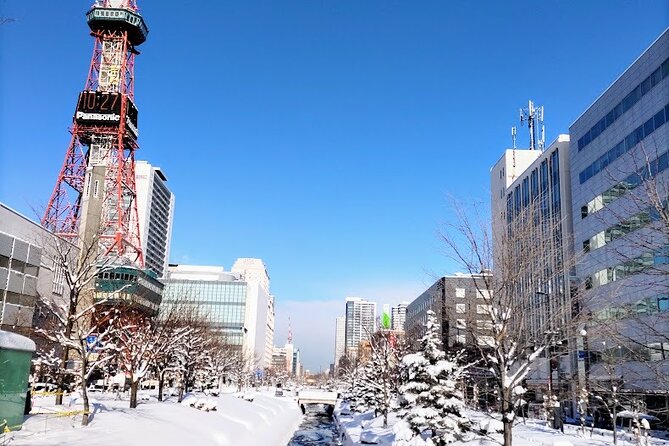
[334,402,669,446]
[6,388,302,446]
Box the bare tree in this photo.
[440,197,575,446]
[35,232,126,426]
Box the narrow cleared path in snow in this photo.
[287,406,340,446]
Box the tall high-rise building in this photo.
[162,260,273,368]
[135,161,175,278]
[334,316,345,368]
[391,303,408,331]
[231,258,274,367]
[344,297,376,358]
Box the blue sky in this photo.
[1,1,667,370]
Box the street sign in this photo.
[86,335,98,352]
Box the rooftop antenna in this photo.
[287,316,293,344]
[519,100,545,151]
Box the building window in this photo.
[477,289,491,300]
[477,336,495,347]
[456,319,466,329]
[456,304,466,314]
[476,304,491,315]
[455,288,465,298]
[456,334,466,344]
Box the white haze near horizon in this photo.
[273,281,429,372]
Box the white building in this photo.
[344,297,376,358]
[391,302,408,331]
[162,259,273,369]
[135,161,175,278]
[334,316,345,368]
[231,258,274,368]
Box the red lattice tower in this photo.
[42,0,147,267]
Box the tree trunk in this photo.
[81,365,90,426]
[158,370,165,402]
[503,421,513,446]
[502,392,513,446]
[177,384,184,403]
[612,404,618,445]
[130,379,139,408]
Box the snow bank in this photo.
[0,329,36,352]
[334,402,669,446]
[9,390,301,446]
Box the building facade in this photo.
[162,261,272,368]
[344,297,376,358]
[490,135,576,396]
[0,204,62,336]
[135,161,175,278]
[334,316,345,369]
[569,30,669,400]
[391,302,408,331]
[405,274,493,351]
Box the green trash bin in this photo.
[0,330,36,431]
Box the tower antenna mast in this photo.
[519,100,545,151]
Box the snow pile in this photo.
[180,393,217,411]
[9,390,301,446]
[0,329,36,352]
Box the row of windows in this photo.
[455,303,491,314]
[579,104,669,184]
[590,342,669,363]
[586,245,669,289]
[578,57,669,152]
[507,149,562,223]
[583,206,661,253]
[581,149,669,219]
[0,255,39,277]
[593,294,669,322]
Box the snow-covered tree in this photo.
[111,310,162,408]
[357,331,400,427]
[395,310,469,446]
[35,233,125,426]
[440,198,575,446]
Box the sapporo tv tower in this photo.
[42,0,147,267]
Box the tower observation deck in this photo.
[42,0,149,268]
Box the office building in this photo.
[490,134,575,395]
[344,297,376,358]
[162,260,272,368]
[334,316,345,368]
[405,274,493,350]
[0,203,69,339]
[135,161,175,278]
[391,302,408,331]
[569,30,669,401]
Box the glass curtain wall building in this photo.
[162,266,249,349]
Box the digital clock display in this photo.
[75,91,138,137]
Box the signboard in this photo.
[382,304,391,329]
[75,91,138,137]
[86,335,99,352]
[578,350,587,360]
